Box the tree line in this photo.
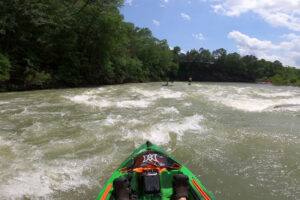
[176,47,300,86]
[0,0,299,92]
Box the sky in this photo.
[120,0,300,68]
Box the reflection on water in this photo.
[0,82,299,200]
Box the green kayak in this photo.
[96,141,217,200]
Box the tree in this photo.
[212,48,227,70]
[212,48,227,60]
[224,53,245,75]
[173,46,181,55]
[198,49,212,63]
[242,55,258,64]
[0,53,10,81]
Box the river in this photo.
[0,82,299,200]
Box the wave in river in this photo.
[0,82,299,200]
[64,87,185,109]
[193,84,300,112]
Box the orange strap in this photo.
[119,162,181,174]
[133,166,167,173]
[169,163,181,170]
[119,166,132,173]
[191,179,211,200]
[100,184,112,200]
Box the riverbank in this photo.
[1,79,300,93]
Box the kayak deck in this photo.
[96,142,216,200]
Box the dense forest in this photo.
[1,0,300,92]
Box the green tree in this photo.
[224,53,245,75]
[198,49,212,64]
[212,48,227,61]
[0,53,11,81]
[242,55,258,64]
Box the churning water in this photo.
[0,82,299,200]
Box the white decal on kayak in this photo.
[143,154,159,163]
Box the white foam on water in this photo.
[102,114,123,126]
[254,90,298,98]
[197,85,300,112]
[0,136,13,147]
[67,94,112,109]
[80,87,115,96]
[84,87,106,95]
[0,159,93,199]
[0,101,9,105]
[132,87,184,100]
[127,119,144,125]
[0,108,18,114]
[199,87,269,112]
[174,114,205,137]
[273,96,300,111]
[156,107,180,114]
[219,95,276,112]
[116,99,151,108]
[149,114,205,144]
[12,106,29,116]
[273,104,300,112]
[64,90,97,104]
[183,102,192,107]
[227,95,300,112]
[11,107,68,118]
[0,171,54,198]
[124,114,205,145]
[49,138,74,145]
[101,115,144,128]
[65,93,152,109]
[65,85,186,110]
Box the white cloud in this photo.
[125,0,133,6]
[152,19,160,26]
[192,33,205,40]
[181,13,191,21]
[211,0,300,31]
[281,33,300,41]
[164,0,169,2]
[228,30,300,67]
[228,31,279,53]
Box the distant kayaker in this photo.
[162,81,169,86]
[188,77,192,85]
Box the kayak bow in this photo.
[96,141,217,200]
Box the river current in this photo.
[0,82,299,200]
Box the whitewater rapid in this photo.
[0,82,299,200]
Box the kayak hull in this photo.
[96,142,216,200]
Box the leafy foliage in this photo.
[178,48,300,85]
[0,53,11,81]
[0,0,299,91]
[0,0,179,90]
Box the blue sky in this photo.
[120,0,300,68]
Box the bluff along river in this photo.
[0,82,299,200]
